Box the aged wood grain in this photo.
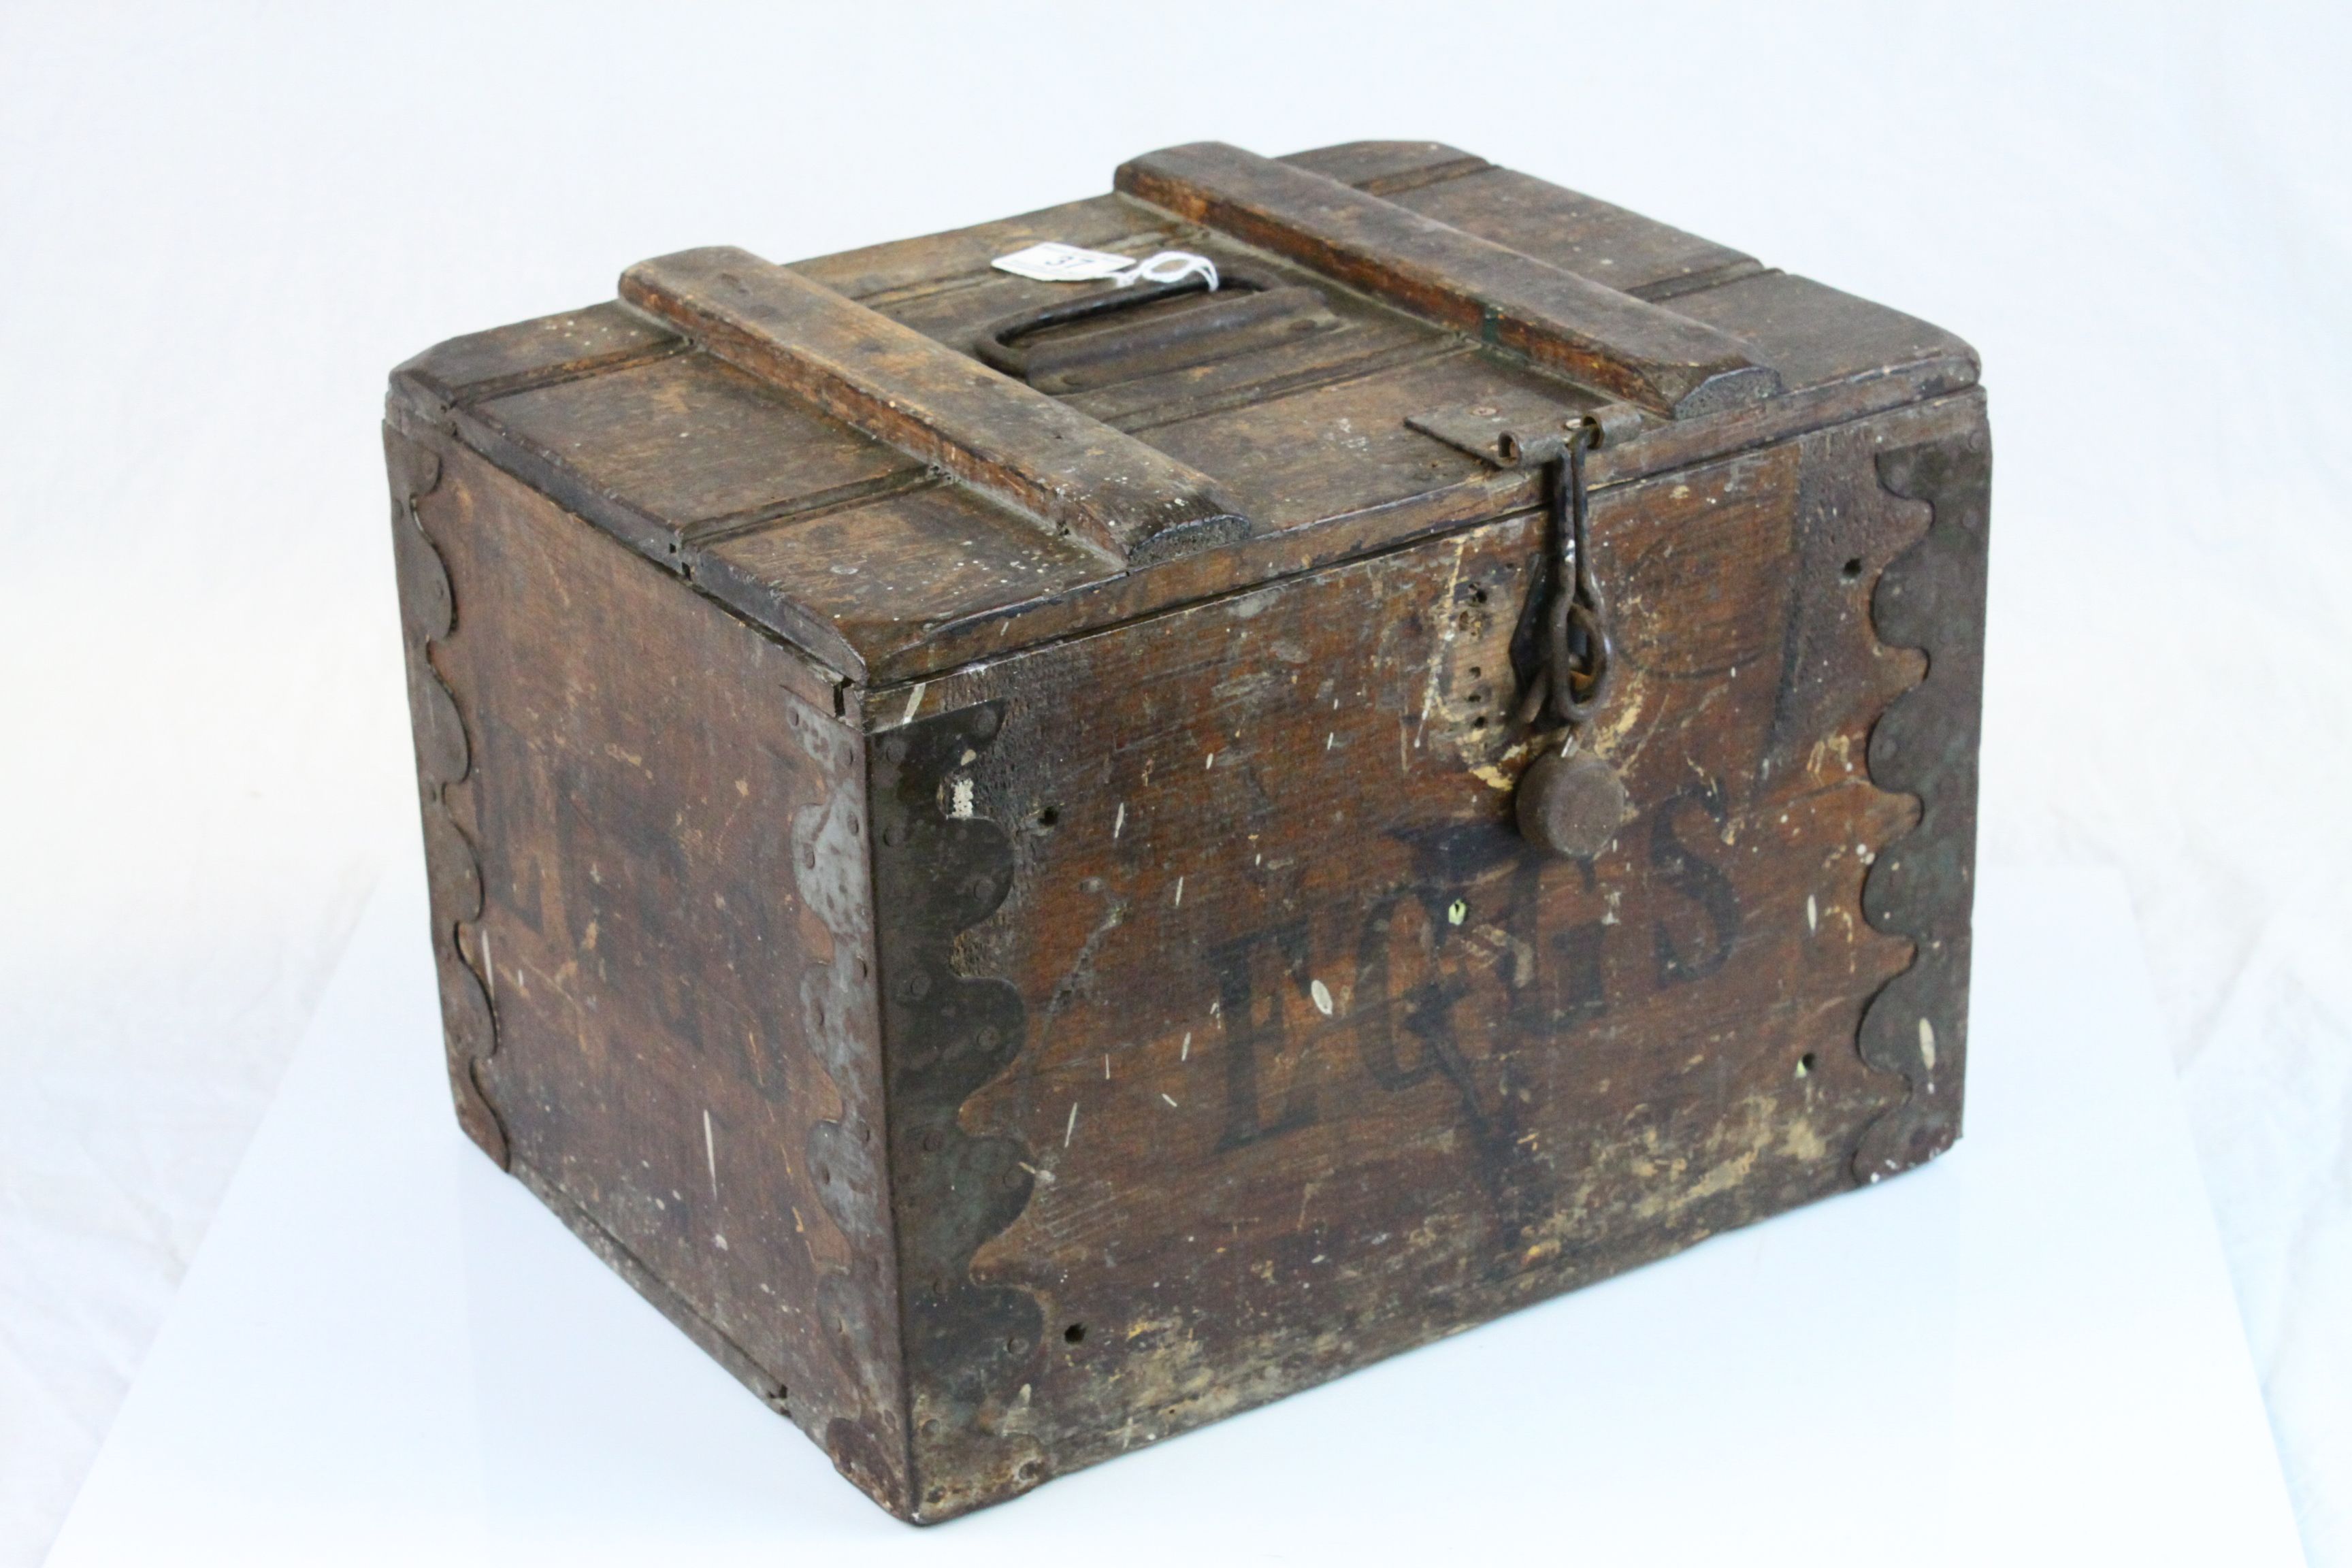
[395,301,681,415]
[391,163,1974,692]
[1115,142,1780,416]
[789,195,1161,304]
[478,352,918,542]
[865,401,1972,1514]
[1279,138,1494,196]
[1284,138,1763,300]
[387,137,1990,1525]
[1390,167,1761,301]
[410,435,910,1510]
[621,247,1252,566]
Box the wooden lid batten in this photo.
[1116,142,1782,419]
[619,247,1253,568]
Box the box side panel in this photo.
[867,391,1988,1515]
[385,431,913,1514]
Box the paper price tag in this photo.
[989,242,1141,282]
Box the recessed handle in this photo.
[973,266,1337,393]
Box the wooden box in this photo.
[383,140,1989,1522]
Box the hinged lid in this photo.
[389,140,1976,688]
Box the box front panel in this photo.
[870,392,1987,1514]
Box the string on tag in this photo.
[1113,250,1219,291]
[991,242,1221,291]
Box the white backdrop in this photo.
[1,2,2344,1563]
